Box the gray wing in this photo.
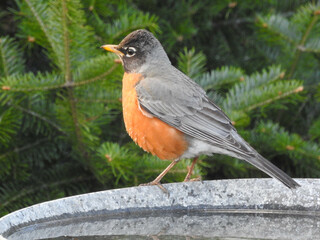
[135,68,254,158]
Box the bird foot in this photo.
[183,176,202,182]
[139,181,168,194]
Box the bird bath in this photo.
[1,178,320,240]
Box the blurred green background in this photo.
[0,0,319,216]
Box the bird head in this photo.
[101,29,171,74]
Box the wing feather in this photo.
[136,68,252,158]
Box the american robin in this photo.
[101,29,300,189]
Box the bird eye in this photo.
[126,47,136,57]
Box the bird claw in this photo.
[139,181,168,194]
[183,176,202,182]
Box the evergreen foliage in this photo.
[0,0,319,216]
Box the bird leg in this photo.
[140,159,180,193]
[184,157,201,182]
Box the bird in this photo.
[101,29,300,189]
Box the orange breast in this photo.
[122,72,188,160]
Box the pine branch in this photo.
[0,138,48,160]
[73,54,122,84]
[0,37,25,77]
[288,10,319,78]
[23,0,56,57]
[257,14,300,44]
[226,80,303,114]
[291,2,320,37]
[243,85,304,112]
[257,3,320,79]
[67,88,87,155]
[70,64,119,87]
[177,48,206,79]
[0,107,21,147]
[102,12,160,43]
[58,0,86,161]
[309,118,320,141]
[0,39,9,77]
[223,65,285,110]
[0,64,118,92]
[197,66,245,91]
[61,0,71,83]
[222,66,303,125]
[1,178,69,208]
[0,72,63,91]
[1,174,90,208]
[23,0,49,41]
[9,103,65,134]
[304,38,320,53]
[20,0,97,70]
[256,121,320,163]
[111,14,159,40]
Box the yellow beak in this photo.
[100,44,124,56]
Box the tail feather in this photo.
[246,153,300,189]
[229,131,300,189]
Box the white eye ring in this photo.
[126,47,136,57]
